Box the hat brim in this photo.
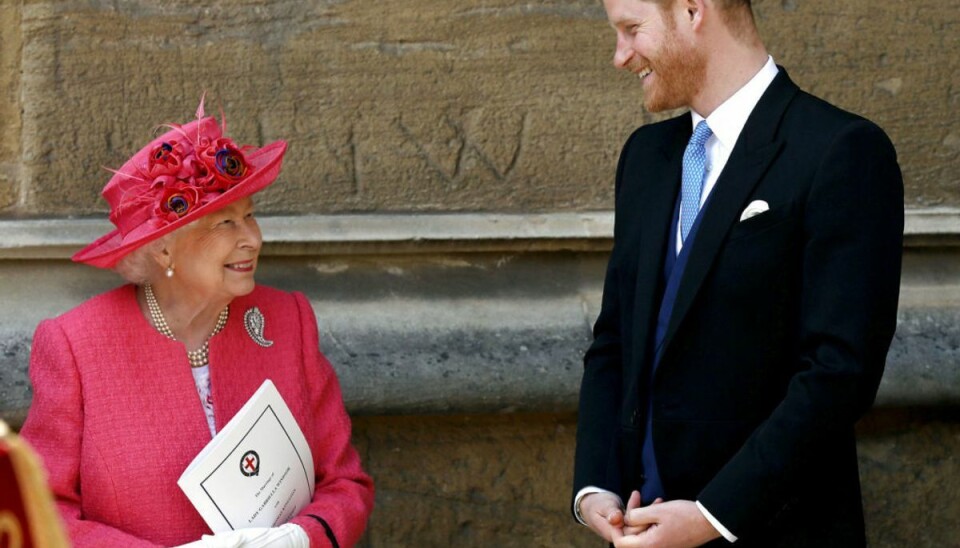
[72,140,287,269]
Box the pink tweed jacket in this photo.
[21,284,374,547]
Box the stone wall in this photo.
[0,0,957,216]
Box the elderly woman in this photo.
[20,102,374,547]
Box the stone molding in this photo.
[1,208,958,259]
[0,208,957,426]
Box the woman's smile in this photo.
[225,260,255,273]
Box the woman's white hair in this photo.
[113,234,174,285]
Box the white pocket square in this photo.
[739,200,770,222]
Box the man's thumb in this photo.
[606,508,624,526]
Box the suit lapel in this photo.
[659,70,800,358]
[630,117,690,371]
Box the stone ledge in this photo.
[0,252,957,429]
[0,208,957,259]
[1,301,956,428]
[0,213,615,259]
[902,208,960,247]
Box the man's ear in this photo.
[685,0,707,28]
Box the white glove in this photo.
[175,523,309,548]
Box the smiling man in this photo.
[572,0,904,546]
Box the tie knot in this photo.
[691,121,712,147]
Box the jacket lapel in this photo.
[659,70,800,359]
[630,117,690,372]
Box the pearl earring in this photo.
[166,266,174,278]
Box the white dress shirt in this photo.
[576,56,780,544]
[677,55,780,254]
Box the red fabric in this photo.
[20,285,374,547]
[0,443,35,548]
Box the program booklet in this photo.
[178,379,315,532]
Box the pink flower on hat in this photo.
[181,153,217,190]
[140,134,250,214]
[199,139,249,191]
[155,181,201,223]
[146,140,188,179]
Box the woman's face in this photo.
[167,197,262,303]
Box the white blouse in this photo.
[190,364,216,438]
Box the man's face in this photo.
[603,0,706,112]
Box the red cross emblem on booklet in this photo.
[240,450,260,477]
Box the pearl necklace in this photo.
[144,284,229,368]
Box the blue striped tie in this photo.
[680,121,713,243]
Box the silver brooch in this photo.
[244,307,274,348]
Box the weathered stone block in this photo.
[352,413,601,547]
[857,408,960,547]
[0,165,17,210]
[0,3,21,212]
[16,0,637,215]
[752,0,960,207]
[351,410,960,547]
[13,0,956,216]
[0,3,19,164]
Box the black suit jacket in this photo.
[573,70,903,546]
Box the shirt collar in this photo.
[691,56,779,150]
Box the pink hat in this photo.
[73,100,287,268]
